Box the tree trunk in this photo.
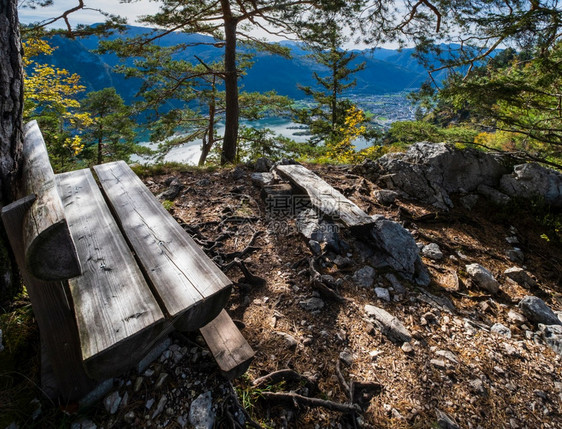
[220,0,239,165]
[0,0,23,300]
[198,77,216,167]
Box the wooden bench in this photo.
[1,121,254,401]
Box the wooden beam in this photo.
[56,169,167,380]
[20,120,81,281]
[200,310,254,379]
[275,164,374,231]
[94,161,232,331]
[1,196,96,402]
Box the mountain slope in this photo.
[40,25,431,102]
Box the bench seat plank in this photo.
[94,161,232,331]
[275,164,375,231]
[200,310,255,379]
[56,169,166,379]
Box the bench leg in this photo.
[2,197,96,402]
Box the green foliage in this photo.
[79,87,136,165]
[161,200,175,211]
[384,121,479,146]
[294,17,368,146]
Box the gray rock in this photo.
[353,266,376,288]
[333,255,353,268]
[299,297,325,312]
[152,395,167,419]
[507,309,527,324]
[355,142,510,210]
[504,267,536,288]
[70,419,97,429]
[539,324,562,355]
[373,189,399,205]
[431,359,447,369]
[308,240,322,256]
[339,350,353,366]
[370,215,430,286]
[466,263,499,294]
[155,373,169,389]
[250,172,274,187]
[231,167,246,180]
[295,209,339,252]
[435,350,458,364]
[375,287,391,302]
[422,243,444,260]
[500,163,562,208]
[157,178,183,201]
[436,409,459,429]
[275,332,298,348]
[364,305,412,343]
[103,391,121,415]
[477,184,511,205]
[385,273,407,294]
[519,296,562,326]
[460,194,479,210]
[469,378,487,396]
[190,392,215,429]
[491,323,512,338]
[506,248,524,264]
[401,342,413,353]
[254,157,273,172]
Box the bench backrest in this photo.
[19,120,81,280]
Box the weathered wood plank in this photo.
[20,120,81,280]
[275,164,374,231]
[56,169,166,380]
[94,161,232,331]
[1,196,96,401]
[200,310,254,379]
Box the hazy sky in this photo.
[18,0,161,27]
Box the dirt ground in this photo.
[136,163,562,428]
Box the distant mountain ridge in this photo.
[40,25,440,103]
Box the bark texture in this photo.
[0,0,23,299]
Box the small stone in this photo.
[373,189,399,205]
[519,296,562,326]
[103,391,121,415]
[369,350,383,359]
[353,266,376,288]
[504,267,536,288]
[505,236,519,244]
[299,297,325,312]
[538,324,562,355]
[308,240,322,256]
[375,287,391,302]
[385,273,406,294]
[254,157,273,172]
[190,392,215,429]
[0,328,4,353]
[422,243,444,260]
[339,350,353,366]
[364,305,412,343]
[333,255,353,268]
[469,378,487,396]
[466,263,499,294]
[146,398,155,409]
[491,323,512,338]
[507,309,527,324]
[70,419,97,429]
[134,377,144,392]
[155,373,169,389]
[144,368,155,377]
[506,248,524,264]
[435,350,458,364]
[401,342,413,353]
[250,172,274,187]
[275,332,298,348]
[430,359,446,369]
[124,411,135,424]
[152,395,167,419]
